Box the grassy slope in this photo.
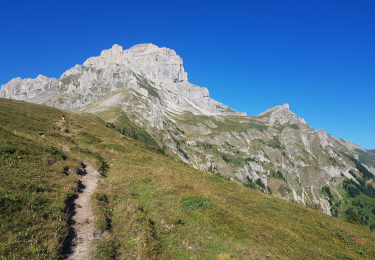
[173,112,375,230]
[0,99,83,259]
[0,98,375,260]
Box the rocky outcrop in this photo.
[0,74,57,100]
[254,103,306,126]
[83,44,188,84]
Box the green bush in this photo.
[346,210,361,225]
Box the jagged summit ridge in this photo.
[0,74,57,100]
[82,43,188,84]
[0,43,243,116]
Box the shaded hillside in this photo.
[357,149,375,168]
[0,98,375,259]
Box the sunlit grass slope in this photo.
[0,99,83,259]
[0,98,374,260]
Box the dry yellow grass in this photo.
[217,253,231,259]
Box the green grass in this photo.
[133,73,160,98]
[289,124,300,130]
[94,142,375,259]
[105,115,159,148]
[175,114,269,137]
[181,195,215,211]
[253,110,273,119]
[1,98,375,259]
[327,177,375,229]
[0,100,83,259]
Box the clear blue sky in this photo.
[1,0,374,149]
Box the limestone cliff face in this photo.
[0,75,57,101]
[1,43,374,217]
[0,44,239,116]
[83,44,188,84]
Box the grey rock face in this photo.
[254,103,306,126]
[0,44,243,116]
[0,74,57,100]
[83,44,188,84]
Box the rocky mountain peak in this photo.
[35,74,50,81]
[81,43,187,84]
[129,43,160,53]
[0,43,238,115]
[111,43,123,51]
[279,103,289,110]
[255,103,306,126]
[269,104,306,125]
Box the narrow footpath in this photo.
[66,162,100,260]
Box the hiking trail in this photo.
[65,162,100,260]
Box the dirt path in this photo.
[66,162,100,260]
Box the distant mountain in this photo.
[1,44,375,225]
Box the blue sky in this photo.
[1,0,374,149]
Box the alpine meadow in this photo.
[1,43,375,259]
